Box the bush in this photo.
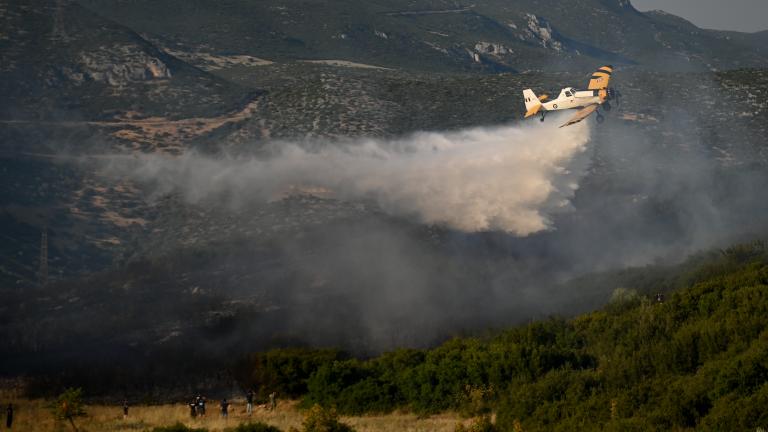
[454,415,498,432]
[304,360,399,414]
[300,404,356,432]
[226,422,283,432]
[235,348,347,399]
[607,287,641,313]
[457,384,495,418]
[51,387,87,431]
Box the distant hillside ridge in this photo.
[77,0,768,72]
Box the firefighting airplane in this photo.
[523,65,622,128]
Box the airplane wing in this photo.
[587,65,613,90]
[560,104,599,128]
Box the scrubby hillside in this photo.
[1,3,768,419]
[3,65,768,381]
[235,241,768,431]
[0,0,256,122]
[78,0,768,72]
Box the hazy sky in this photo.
[632,0,767,33]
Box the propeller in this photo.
[610,88,623,108]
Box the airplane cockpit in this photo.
[560,87,576,98]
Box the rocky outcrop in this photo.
[523,13,564,51]
[474,42,512,56]
[68,47,172,86]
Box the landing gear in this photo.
[539,111,546,122]
[603,102,612,112]
[596,112,605,124]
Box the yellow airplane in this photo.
[523,65,621,128]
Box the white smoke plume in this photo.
[123,117,591,235]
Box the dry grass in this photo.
[1,393,463,432]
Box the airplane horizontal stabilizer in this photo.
[525,104,542,118]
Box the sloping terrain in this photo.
[78,0,768,72]
[235,242,768,431]
[2,65,767,284]
[1,66,767,355]
[1,0,768,399]
[0,0,257,124]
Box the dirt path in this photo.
[0,97,262,152]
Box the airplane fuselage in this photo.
[541,88,606,112]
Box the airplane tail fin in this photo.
[523,89,543,118]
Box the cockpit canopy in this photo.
[560,87,576,98]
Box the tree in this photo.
[52,388,87,432]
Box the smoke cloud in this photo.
[121,116,591,235]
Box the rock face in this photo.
[74,48,172,86]
[523,13,564,51]
[474,42,511,56]
[57,50,172,87]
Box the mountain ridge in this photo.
[76,0,768,72]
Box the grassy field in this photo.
[1,392,463,432]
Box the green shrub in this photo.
[304,360,399,414]
[454,415,498,432]
[235,348,347,399]
[226,422,283,432]
[51,387,87,432]
[300,404,356,432]
[607,287,641,313]
[457,384,495,417]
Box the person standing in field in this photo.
[246,390,254,415]
[189,399,197,419]
[220,398,229,419]
[268,392,277,411]
[197,395,206,418]
[5,403,12,429]
[122,399,129,419]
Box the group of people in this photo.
[1,390,281,427]
[188,394,208,418]
[245,390,278,414]
[188,390,278,420]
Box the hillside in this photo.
[2,66,767,279]
[1,0,768,414]
[7,241,766,432]
[1,66,768,375]
[230,241,768,431]
[77,0,768,72]
[0,0,257,123]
